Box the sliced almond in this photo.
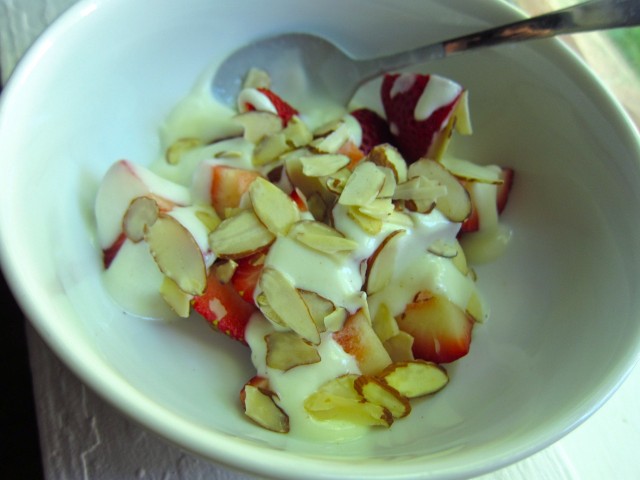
[283,116,313,147]
[427,239,459,258]
[366,143,408,183]
[347,206,383,235]
[379,360,449,398]
[466,290,488,323]
[393,176,447,204]
[289,220,358,255]
[306,192,328,221]
[249,177,300,235]
[408,159,471,222]
[265,331,321,371]
[243,68,271,89]
[211,259,238,284]
[383,332,415,363]
[304,374,393,427]
[451,240,470,275]
[357,198,394,220]
[241,383,289,433]
[209,209,275,258]
[354,375,411,419]
[378,167,397,198]
[323,307,348,332]
[440,156,502,184]
[194,204,221,233]
[372,303,400,343]
[300,154,350,177]
[159,276,192,318]
[165,137,203,165]
[259,267,320,344]
[365,230,406,295]
[339,162,386,206]
[253,132,290,166]
[233,111,283,144]
[325,168,352,195]
[300,290,335,333]
[123,196,159,243]
[145,214,207,295]
[310,122,350,153]
[255,293,287,328]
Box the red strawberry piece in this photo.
[243,88,298,126]
[210,165,261,217]
[289,188,309,212]
[192,272,257,344]
[231,250,267,304]
[102,232,126,269]
[459,166,514,234]
[381,73,462,163]
[350,108,392,154]
[396,293,473,364]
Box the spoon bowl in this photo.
[213,0,640,106]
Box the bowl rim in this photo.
[1,0,639,478]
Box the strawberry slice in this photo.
[231,249,267,304]
[192,271,257,344]
[210,165,261,217]
[242,88,298,126]
[397,293,473,364]
[460,167,514,234]
[381,73,463,163]
[350,108,392,155]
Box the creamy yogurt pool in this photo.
[94,67,513,439]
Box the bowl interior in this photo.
[1,0,640,478]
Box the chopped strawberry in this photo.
[242,88,298,126]
[381,73,463,163]
[231,250,267,304]
[290,188,309,212]
[459,167,514,234]
[210,165,261,217]
[102,232,126,269]
[397,293,473,364]
[192,271,257,344]
[350,108,392,155]
[337,140,366,169]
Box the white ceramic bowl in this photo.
[1,0,639,478]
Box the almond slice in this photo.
[325,168,352,195]
[339,161,386,206]
[159,276,192,318]
[303,374,393,427]
[123,196,159,243]
[408,159,471,222]
[255,293,288,328]
[379,360,449,398]
[259,267,320,344]
[253,132,290,166]
[145,214,207,295]
[367,144,408,183]
[249,177,300,235]
[310,122,350,153]
[165,137,203,165]
[194,204,221,233]
[283,116,313,147]
[440,157,502,184]
[208,209,275,258]
[265,331,321,371]
[289,220,358,255]
[233,111,283,144]
[300,154,350,177]
[393,176,447,202]
[357,198,394,220]
[211,259,238,284]
[365,230,406,295]
[378,167,397,198]
[347,206,383,235]
[427,239,459,258]
[240,382,289,433]
[300,290,335,333]
[323,307,348,332]
[354,375,411,419]
[243,68,271,89]
[383,332,415,363]
[372,303,400,343]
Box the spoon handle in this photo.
[356,0,640,82]
[444,0,640,55]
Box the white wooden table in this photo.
[2,1,639,478]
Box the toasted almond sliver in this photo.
[249,177,300,235]
[393,176,447,202]
[259,267,320,344]
[233,111,283,144]
[354,375,411,419]
[339,162,386,206]
[265,331,321,371]
[289,220,358,254]
[372,303,400,343]
[324,307,348,332]
[379,360,449,398]
[357,198,394,220]
[211,259,238,284]
[300,290,335,333]
[256,293,288,328]
[300,154,350,177]
[427,239,459,258]
[310,122,350,153]
[253,132,291,166]
[159,276,192,318]
[123,196,159,243]
[383,332,415,363]
[440,156,502,184]
[365,230,406,295]
[241,383,289,433]
[378,166,397,198]
[347,206,383,235]
[165,137,203,165]
[209,209,275,258]
[367,143,408,183]
[283,116,313,148]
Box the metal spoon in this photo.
[212,0,640,107]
